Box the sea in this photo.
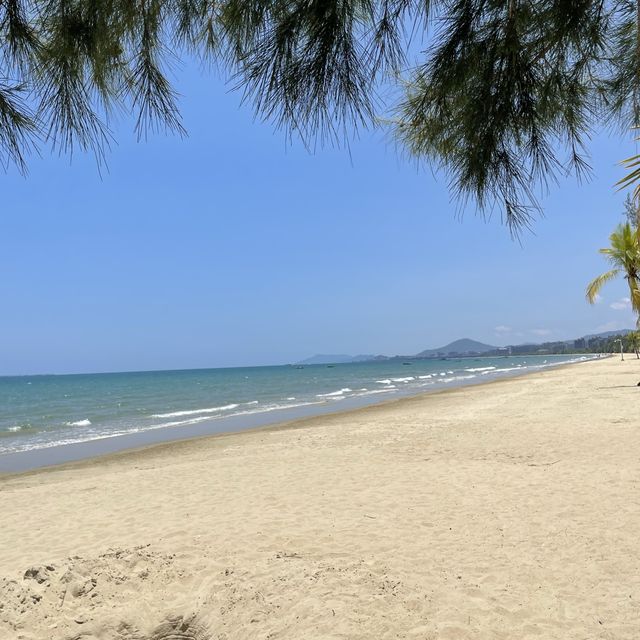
[0,354,600,469]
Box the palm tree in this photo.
[625,331,640,359]
[586,223,640,327]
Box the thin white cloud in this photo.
[531,328,553,337]
[494,325,512,334]
[610,297,631,311]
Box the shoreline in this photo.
[2,355,640,639]
[0,355,602,476]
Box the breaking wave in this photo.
[152,404,239,418]
[316,388,352,398]
[65,419,91,427]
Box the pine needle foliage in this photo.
[1,1,640,229]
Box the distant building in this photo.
[574,338,586,349]
[588,337,602,350]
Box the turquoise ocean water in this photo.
[0,354,598,458]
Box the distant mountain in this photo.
[298,330,632,365]
[296,355,353,365]
[352,354,382,362]
[296,354,378,365]
[582,329,634,340]
[415,338,497,358]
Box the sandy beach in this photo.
[1,356,639,639]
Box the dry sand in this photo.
[1,356,640,639]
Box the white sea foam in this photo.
[8,425,25,432]
[286,397,296,400]
[482,367,521,374]
[316,388,352,398]
[0,434,114,455]
[232,400,325,416]
[148,401,321,428]
[418,375,433,379]
[152,404,239,418]
[151,400,329,431]
[465,366,496,372]
[356,389,394,396]
[391,377,414,383]
[150,416,220,429]
[65,419,91,427]
[376,379,393,385]
[441,374,477,383]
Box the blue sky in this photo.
[1,63,637,375]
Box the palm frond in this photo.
[586,268,621,304]
[618,148,640,200]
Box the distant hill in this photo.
[582,329,634,340]
[296,354,378,365]
[300,340,498,364]
[298,330,633,365]
[415,338,497,358]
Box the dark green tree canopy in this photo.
[1,1,639,230]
